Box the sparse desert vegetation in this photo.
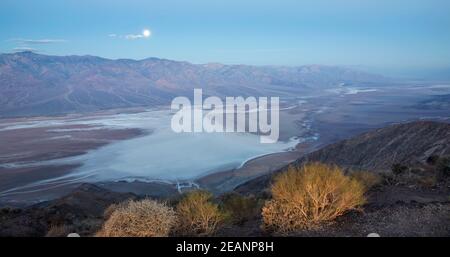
[262,163,367,233]
[391,163,409,175]
[45,225,73,237]
[91,159,448,237]
[220,193,262,225]
[384,155,450,188]
[97,190,229,237]
[350,170,382,190]
[175,190,225,236]
[436,156,450,180]
[96,199,177,237]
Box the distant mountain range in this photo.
[0,51,387,117]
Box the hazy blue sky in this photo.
[1,0,449,71]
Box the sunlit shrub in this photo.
[175,190,225,236]
[102,202,127,220]
[97,199,177,237]
[262,163,366,233]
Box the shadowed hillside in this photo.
[235,121,450,195]
[300,121,450,171]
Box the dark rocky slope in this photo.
[300,121,450,171]
[0,184,136,236]
[235,121,450,195]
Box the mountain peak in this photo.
[8,50,40,58]
[14,50,36,55]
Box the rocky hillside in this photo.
[0,184,136,236]
[235,121,450,194]
[0,51,386,117]
[299,121,450,171]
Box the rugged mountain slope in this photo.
[231,121,450,237]
[235,121,450,194]
[0,51,386,117]
[299,121,450,171]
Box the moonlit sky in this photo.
[1,0,450,73]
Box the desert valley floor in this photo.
[1,82,449,206]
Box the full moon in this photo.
[142,29,151,38]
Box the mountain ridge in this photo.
[0,51,387,117]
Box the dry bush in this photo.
[391,163,409,175]
[436,156,450,180]
[350,171,382,190]
[103,201,128,220]
[262,163,366,233]
[175,190,225,236]
[419,176,437,188]
[46,225,72,237]
[221,193,261,224]
[96,199,177,237]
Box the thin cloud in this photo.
[109,29,151,40]
[8,38,67,44]
[12,46,39,52]
[125,34,146,40]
